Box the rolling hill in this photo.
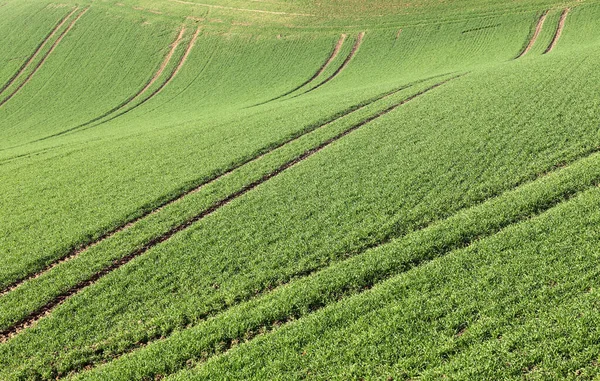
[1,0,600,379]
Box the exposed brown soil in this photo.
[89,26,201,124]
[315,33,347,77]
[0,76,459,344]
[136,28,186,97]
[515,11,547,59]
[301,31,365,95]
[0,7,78,96]
[0,7,89,108]
[544,8,570,54]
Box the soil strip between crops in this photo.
[299,31,365,96]
[0,6,78,96]
[0,76,459,343]
[515,10,547,59]
[544,8,570,54]
[0,7,89,108]
[251,33,348,107]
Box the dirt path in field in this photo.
[0,75,459,344]
[544,8,570,54]
[301,31,365,95]
[515,11,547,59]
[0,7,78,96]
[0,7,89,108]
[251,33,348,107]
[169,0,315,16]
[137,28,186,96]
[315,33,347,77]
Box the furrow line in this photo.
[543,8,570,54]
[0,76,459,343]
[299,31,365,96]
[0,74,446,298]
[0,6,78,96]
[95,26,202,125]
[30,27,188,142]
[0,7,89,109]
[250,33,348,107]
[515,10,547,59]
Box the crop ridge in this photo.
[0,7,89,109]
[0,76,458,344]
[0,74,450,305]
[543,8,570,54]
[250,33,348,107]
[515,10,548,59]
[0,7,78,96]
[298,31,365,96]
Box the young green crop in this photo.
[2,0,600,379]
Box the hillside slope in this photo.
[1,0,600,379]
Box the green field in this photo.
[1,0,600,379]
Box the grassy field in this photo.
[1,0,600,379]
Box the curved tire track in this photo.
[251,33,348,107]
[543,8,570,54]
[0,75,460,344]
[0,7,89,108]
[298,31,365,96]
[0,7,78,96]
[30,27,188,142]
[0,74,448,300]
[515,11,547,59]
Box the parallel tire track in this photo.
[169,178,596,379]
[543,8,570,54]
[299,31,365,96]
[515,11,547,59]
[0,7,78,96]
[0,74,447,299]
[0,76,460,343]
[96,26,202,125]
[251,33,348,107]
[0,7,89,108]
[31,27,189,142]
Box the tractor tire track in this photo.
[72,26,200,133]
[30,27,188,142]
[251,33,348,107]
[0,7,78,96]
[0,74,449,299]
[544,8,570,54]
[298,31,365,96]
[0,7,89,109]
[0,75,460,343]
[166,178,595,379]
[515,11,547,59]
